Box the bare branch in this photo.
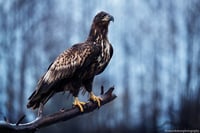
[16,115,26,126]
[0,87,116,133]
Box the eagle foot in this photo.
[73,97,86,112]
[89,92,102,107]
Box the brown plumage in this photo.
[27,11,114,112]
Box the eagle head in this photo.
[87,11,114,41]
[93,11,114,26]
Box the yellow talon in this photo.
[89,92,102,107]
[73,97,86,112]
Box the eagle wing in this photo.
[45,43,100,82]
[27,43,101,108]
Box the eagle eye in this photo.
[94,11,114,23]
[101,14,107,19]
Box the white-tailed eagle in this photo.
[27,11,114,113]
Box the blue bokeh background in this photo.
[0,0,199,132]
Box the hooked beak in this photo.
[102,14,114,22]
[109,15,114,22]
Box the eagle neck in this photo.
[87,24,108,42]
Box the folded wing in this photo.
[27,43,100,109]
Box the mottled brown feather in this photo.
[27,43,101,108]
[27,11,114,109]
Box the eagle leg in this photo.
[73,97,86,112]
[89,92,102,107]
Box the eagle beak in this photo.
[102,14,114,22]
[109,15,114,22]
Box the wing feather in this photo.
[30,43,101,98]
[27,43,101,108]
[43,43,100,83]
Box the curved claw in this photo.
[73,97,86,112]
[89,92,102,107]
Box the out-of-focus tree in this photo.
[177,0,200,128]
[1,0,200,132]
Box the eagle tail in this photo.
[27,89,55,109]
[27,80,55,109]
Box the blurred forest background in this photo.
[0,0,200,132]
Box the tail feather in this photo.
[27,74,67,109]
[27,79,56,109]
[27,89,55,109]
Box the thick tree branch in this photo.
[0,87,116,133]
